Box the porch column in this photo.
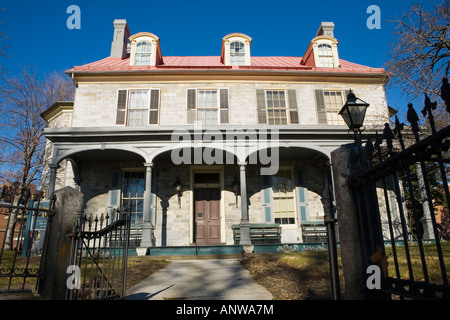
[140,162,154,248]
[46,163,58,200]
[239,162,252,246]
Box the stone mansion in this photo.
[40,19,389,251]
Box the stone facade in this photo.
[70,82,388,128]
[41,20,390,249]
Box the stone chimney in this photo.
[316,22,335,38]
[110,19,130,59]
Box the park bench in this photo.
[232,223,281,244]
[301,222,327,243]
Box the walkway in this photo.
[125,258,273,300]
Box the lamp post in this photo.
[174,176,182,208]
[339,90,370,145]
[232,175,240,208]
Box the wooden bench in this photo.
[232,224,281,244]
[301,223,327,243]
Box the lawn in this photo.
[384,241,450,284]
[1,242,449,300]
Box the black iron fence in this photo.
[66,206,131,300]
[349,83,450,299]
[0,191,55,293]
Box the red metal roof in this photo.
[67,56,384,73]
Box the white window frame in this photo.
[264,89,289,125]
[121,169,146,226]
[135,41,152,66]
[323,90,345,125]
[115,88,160,127]
[186,88,229,125]
[230,41,245,66]
[318,43,334,67]
[271,167,297,226]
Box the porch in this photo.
[42,126,346,251]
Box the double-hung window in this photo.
[116,89,160,126]
[256,89,299,125]
[314,89,346,125]
[135,41,151,66]
[272,169,296,225]
[318,44,334,68]
[266,90,288,125]
[187,89,229,125]
[230,41,245,66]
[122,171,145,225]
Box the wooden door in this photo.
[194,188,221,245]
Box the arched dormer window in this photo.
[221,33,252,66]
[230,41,245,65]
[318,44,334,67]
[135,41,152,65]
[129,32,163,66]
[310,36,339,68]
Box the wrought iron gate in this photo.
[0,190,55,294]
[66,206,131,300]
[349,84,450,299]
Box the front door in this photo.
[194,188,221,245]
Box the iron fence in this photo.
[349,82,450,300]
[66,206,131,300]
[0,191,55,294]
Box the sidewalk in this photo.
[125,258,273,300]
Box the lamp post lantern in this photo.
[339,90,370,144]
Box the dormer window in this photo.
[129,32,163,67]
[318,44,334,67]
[221,33,252,66]
[300,22,340,68]
[230,41,245,65]
[135,41,152,65]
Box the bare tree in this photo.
[0,8,8,75]
[385,0,450,127]
[0,64,75,249]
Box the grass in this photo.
[0,250,171,296]
[241,250,338,300]
[1,242,449,299]
[384,241,450,284]
[0,250,41,292]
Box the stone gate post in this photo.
[38,186,83,300]
[331,144,365,300]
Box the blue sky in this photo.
[0,0,438,118]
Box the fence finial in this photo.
[440,77,450,113]
[365,138,375,164]
[407,103,420,133]
[382,123,394,153]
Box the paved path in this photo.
[125,259,273,300]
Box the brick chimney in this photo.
[110,19,130,59]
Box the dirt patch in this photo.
[240,253,341,300]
